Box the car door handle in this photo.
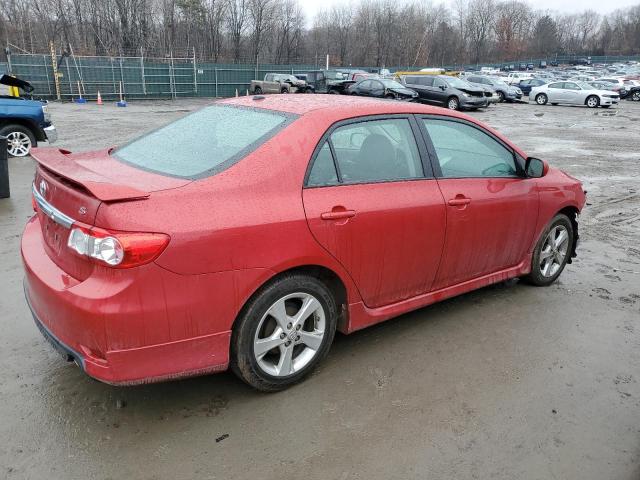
[448,197,471,207]
[321,209,356,220]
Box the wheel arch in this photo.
[584,94,599,106]
[233,264,351,334]
[0,118,43,141]
[556,205,579,264]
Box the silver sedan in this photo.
[529,81,619,108]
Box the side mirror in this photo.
[525,157,548,178]
[439,85,446,91]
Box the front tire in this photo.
[632,91,640,102]
[523,214,575,286]
[586,95,599,108]
[535,93,548,105]
[497,91,505,102]
[0,124,36,157]
[447,96,460,110]
[230,274,337,391]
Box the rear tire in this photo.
[586,95,599,108]
[230,274,338,392]
[253,86,262,94]
[522,214,574,287]
[632,91,640,101]
[0,124,37,157]
[535,93,548,105]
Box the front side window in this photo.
[548,82,563,89]
[422,119,518,178]
[114,105,292,178]
[565,82,580,90]
[307,118,424,186]
[433,78,446,88]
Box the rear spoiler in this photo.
[31,148,150,202]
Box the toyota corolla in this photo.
[22,95,585,391]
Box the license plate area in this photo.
[40,212,68,256]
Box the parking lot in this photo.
[1,98,639,479]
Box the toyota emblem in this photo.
[39,179,48,198]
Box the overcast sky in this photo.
[304,0,639,22]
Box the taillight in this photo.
[67,223,169,268]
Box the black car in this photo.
[348,78,418,101]
[517,78,547,95]
[623,85,640,101]
[399,74,488,110]
[302,70,354,94]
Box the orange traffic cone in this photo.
[97,91,103,105]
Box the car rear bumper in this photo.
[21,215,241,385]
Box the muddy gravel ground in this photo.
[1,98,639,480]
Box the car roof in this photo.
[217,95,527,158]
[221,94,440,116]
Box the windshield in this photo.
[326,71,347,80]
[445,77,472,89]
[380,79,406,89]
[114,105,293,179]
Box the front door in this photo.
[418,116,539,290]
[303,116,446,308]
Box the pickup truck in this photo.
[250,73,308,94]
[505,72,533,85]
[0,75,57,157]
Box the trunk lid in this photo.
[31,147,190,281]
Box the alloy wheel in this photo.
[448,98,459,110]
[587,96,599,108]
[6,131,32,157]
[632,91,640,101]
[539,225,569,278]
[253,292,326,377]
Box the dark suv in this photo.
[398,75,488,110]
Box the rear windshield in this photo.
[114,105,294,179]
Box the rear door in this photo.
[303,116,446,308]
[547,82,565,102]
[418,116,538,290]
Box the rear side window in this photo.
[322,118,423,184]
[307,143,338,187]
[114,105,292,178]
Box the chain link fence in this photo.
[6,52,324,100]
[5,51,640,101]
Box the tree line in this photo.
[1,0,639,67]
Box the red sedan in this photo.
[22,95,585,391]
